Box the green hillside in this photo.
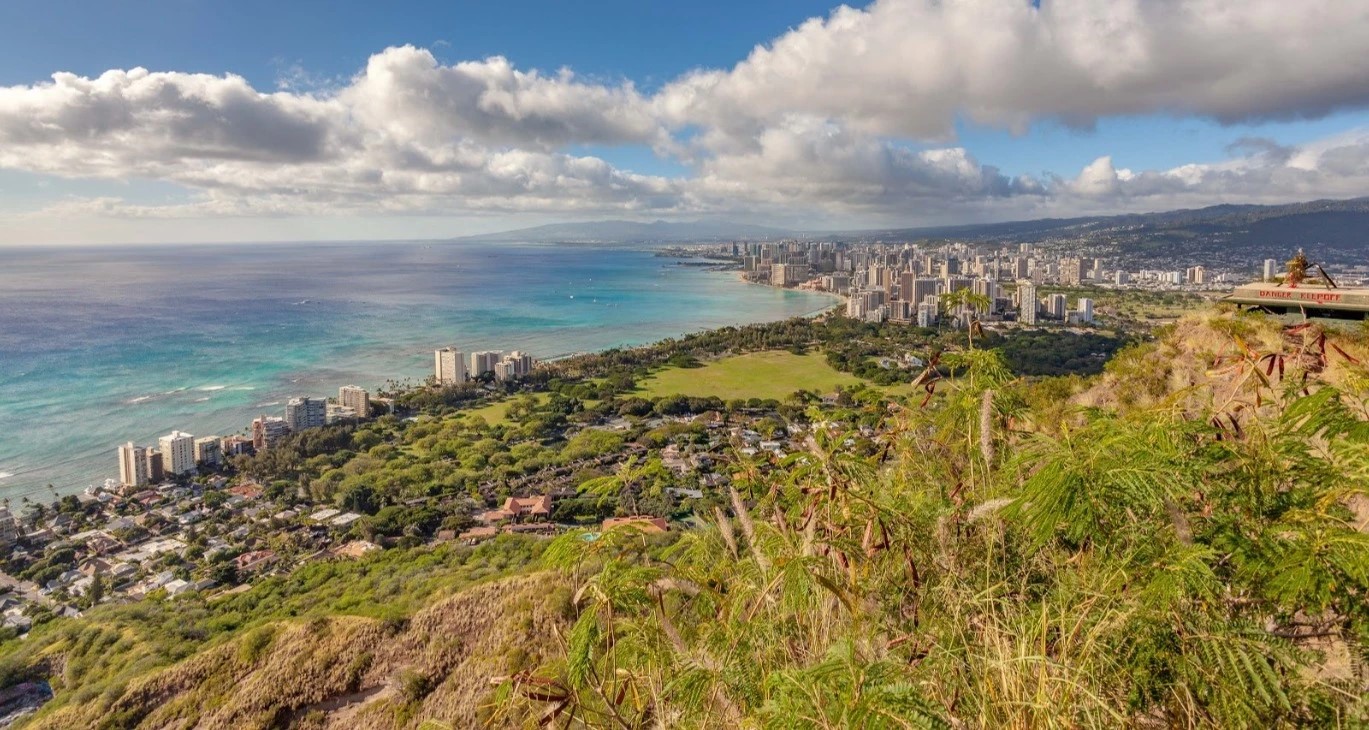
[2,309,1367,728]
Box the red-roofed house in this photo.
[235,549,277,574]
[477,494,554,524]
[228,482,263,500]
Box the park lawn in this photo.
[461,393,549,424]
[635,350,865,401]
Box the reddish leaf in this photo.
[1331,342,1361,364]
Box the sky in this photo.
[2,0,1369,244]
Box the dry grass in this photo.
[24,573,572,730]
[1073,310,1364,415]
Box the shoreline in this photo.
[0,266,840,500]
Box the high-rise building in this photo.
[285,397,326,431]
[916,302,937,328]
[194,436,222,467]
[252,416,291,452]
[159,431,196,476]
[770,263,810,286]
[145,450,165,483]
[846,295,868,319]
[1114,271,1130,285]
[1012,257,1029,279]
[1263,259,1278,281]
[509,351,534,376]
[118,442,149,488]
[1017,281,1038,324]
[899,273,939,307]
[1076,297,1095,324]
[494,351,536,381]
[1047,293,1068,319]
[973,278,998,305]
[339,385,370,419]
[434,348,467,385]
[1061,257,1086,286]
[470,351,502,379]
[0,509,18,549]
[943,277,972,294]
[221,435,254,457]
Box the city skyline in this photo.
[3,0,1369,244]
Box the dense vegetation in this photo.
[983,328,1128,376]
[0,537,547,726]
[496,312,1369,728]
[5,309,1364,728]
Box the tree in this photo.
[338,483,380,515]
[940,288,992,349]
[85,573,105,608]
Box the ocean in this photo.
[0,241,837,501]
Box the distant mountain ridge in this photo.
[846,197,1369,243]
[451,219,790,243]
[455,197,1369,252]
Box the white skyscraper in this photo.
[1017,281,1038,324]
[916,302,937,328]
[470,350,502,379]
[1076,297,1095,324]
[285,397,327,431]
[1047,293,1068,319]
[159,431,196,476]
[1263,259,1278,281]
[434,347,467,384]
[118,442,149,488]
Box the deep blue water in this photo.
[0,241,836,500]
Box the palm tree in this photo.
[940,288,992,349]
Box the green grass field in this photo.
[635,351,864,401]
[460,393,549,423]
[462,350,901,423]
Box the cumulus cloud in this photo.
[3,0,1369,231]
[659,0,1369,144]
[341,46,661,150]
[1055,128,1369,213]
[0,49,677,217]
[689,118,1044,214]
[0,68,343,172]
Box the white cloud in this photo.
[659,0,1369,143]
[0,67,343,172]
[340,46,661,150]
[688,118,1043,214]
[0,51,677,219]
[1053,129,1369,213]
[3,0,1369,237]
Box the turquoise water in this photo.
[0,241,836,500]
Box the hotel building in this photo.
[159,431,196,476]
[118,442,149,488]
[434,348,467,385]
